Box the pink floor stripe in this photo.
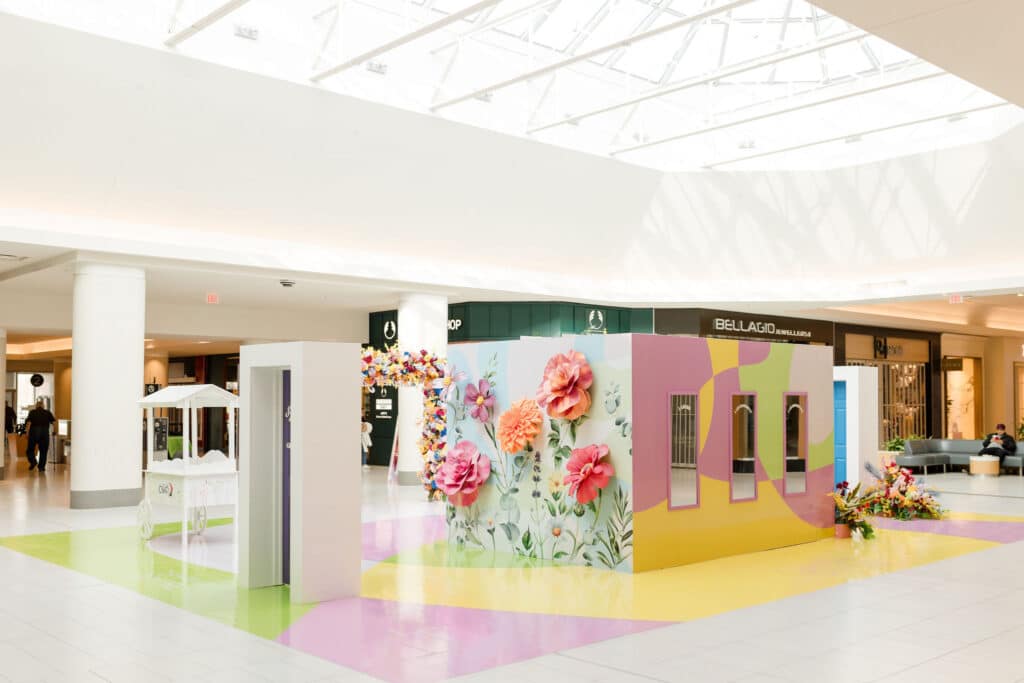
[278,597,666,683]
[872,517,1024,543]
[362,516,447,561]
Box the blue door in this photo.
[834,381,847,485]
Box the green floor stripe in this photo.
[0,519,312,640]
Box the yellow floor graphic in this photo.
[363,527,995,622]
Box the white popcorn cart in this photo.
[137,385,239,556]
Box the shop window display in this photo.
[785,393,808,495]
[669,394,698,508]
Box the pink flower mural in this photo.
[464,379,496,422]
[437,440,492,507]
[536,350,593,421]
[564,444,614,505]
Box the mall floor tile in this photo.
[3,466,1024,682]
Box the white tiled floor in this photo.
[4,460,1024,682]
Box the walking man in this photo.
[25,399,56,473]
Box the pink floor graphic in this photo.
[277,597,666,683]
[871,517,1024,543]
[362,515,448,561]
[150,510,1024,682]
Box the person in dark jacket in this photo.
[4,401,15,435]
[979,423,1017,462]
[24,399,56,473]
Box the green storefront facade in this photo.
[368,301,653,349]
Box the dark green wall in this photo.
[369,302,653,347]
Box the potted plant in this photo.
[829,481,875,539]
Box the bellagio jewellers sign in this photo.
[711,317,813,340]
[654,308,833,344]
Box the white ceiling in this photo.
[0,241,69,275]
[1,0,1018,171]
[813,0,1024,109]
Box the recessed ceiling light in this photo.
[196,341,211,345]
[1017,293,1024,297]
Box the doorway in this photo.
[944,356,983,439]
[1014,362,1024,444]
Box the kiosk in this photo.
[136,385,239,557]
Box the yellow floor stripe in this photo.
[363,528,995,622]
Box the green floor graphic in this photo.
[0,519,312,640]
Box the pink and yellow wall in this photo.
[445,334,834,573]
[631,335,834,571]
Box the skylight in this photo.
[4,0,1020,171]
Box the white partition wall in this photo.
[239,342,361,604]
[834,366,880,487]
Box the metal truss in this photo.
[165,0,252,47]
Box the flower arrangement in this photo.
[361,345,448,499]
[864,461,943,520]
[828,481,875,539]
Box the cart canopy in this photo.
[138,384,239,409]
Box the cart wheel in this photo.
[191,506,208,535]
[138,499,154,540]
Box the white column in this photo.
[396,293,447,486]
[70,263,146,509]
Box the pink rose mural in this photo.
[536,350,593,421]
[437,440,491,507]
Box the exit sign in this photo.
[206,293,219,304]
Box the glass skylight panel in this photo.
[0,0,1018,171]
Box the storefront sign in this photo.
[383,320,397,341]
[873,336,904,359]
[30,373,44,387]
[711,317,813,339]
[447,318,463,331]
[588,309,606,331]
[374,387,393,419]
[655,309,832,344]
[941,357,964,372]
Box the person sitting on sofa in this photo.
[979,423,1017,462]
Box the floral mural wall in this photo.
[442,336,634,572]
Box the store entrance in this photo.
[943,356,984,439]
[1015,362,1024,445]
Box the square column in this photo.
[70,263,146,508]
[396,293,447,486]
